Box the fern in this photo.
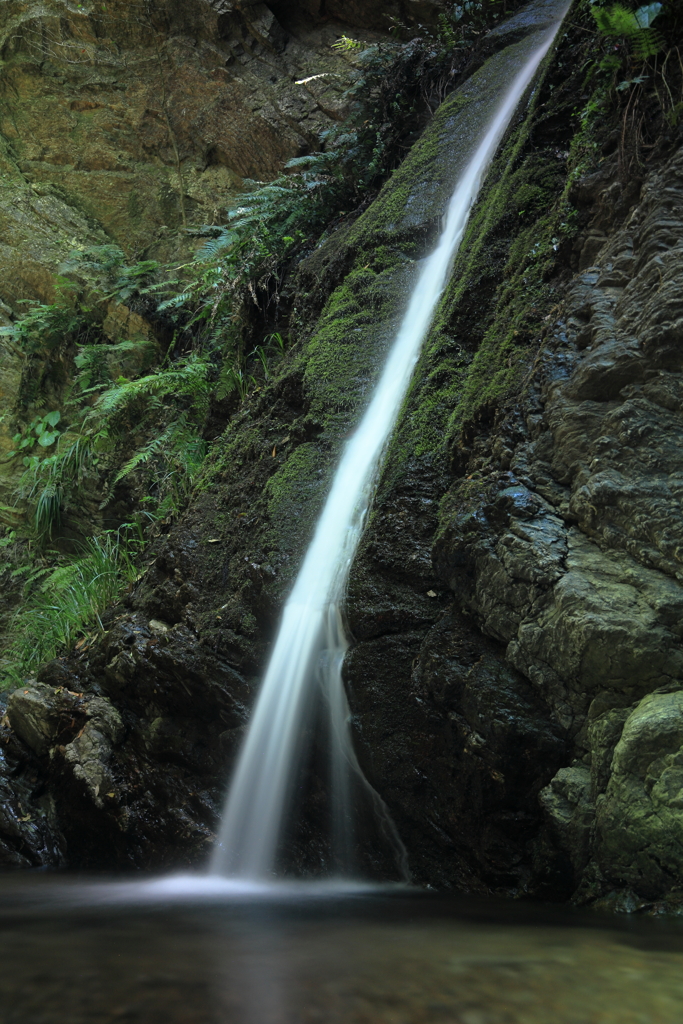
[110,414,207,524]
[72,338,155,395]
[95,354,210,417]
[157,290,193,311]
[113,424,175,484]
[216,365,255,401]
[0,300,86,357]
[194,230,239,262]
[61,245,161,304]
[592,3,664,60]
[332,35,364,52]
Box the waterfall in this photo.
[211,9,568,880]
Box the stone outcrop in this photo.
[0,0,374,276]
[0,612,250,868]
[433,135,683,905]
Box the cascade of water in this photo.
[211,13,568,879]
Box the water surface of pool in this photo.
[1,876,682,1022]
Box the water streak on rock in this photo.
[211,8,569,879]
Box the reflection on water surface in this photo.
[1,877,682,1022]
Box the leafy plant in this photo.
[95,353,211,418]
[592,3,664,59]
[15,431,107,543]
[332,35,364,52]
[61,245,162,305]
[0,300,85,357]
[72,338,156,396]
[0,529,140,685]
[113,415,207,519]
[264,332,286,354]
[7,410,62,460]
[216,365,255,402]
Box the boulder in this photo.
[595,690,683,897]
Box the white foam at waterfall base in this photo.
[211,11,569,880]
[38,874,386,911]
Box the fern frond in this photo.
[332,35,364,52]
[592,2,664,58]
[631,27,664,59]
[284,152,336,171]
[113,427,171,484]
[96,358,210,416]
[157,291,192,312]
[194,231,237,262]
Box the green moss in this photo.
[359,20,603,510]
[304,253,416,429]
[351,34,555,250]
[350,94,466,246]
[263,442,328,555]
[311,35,565,502]
[434,471,493,542]
[209,416,263,479]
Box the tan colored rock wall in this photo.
[0,0,387,505]
[0,0,373,268]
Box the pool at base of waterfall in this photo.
[2,876,683,1022]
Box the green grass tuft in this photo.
[0,531,139,687]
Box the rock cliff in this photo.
[1,0,683,913]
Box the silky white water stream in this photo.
[211,16,566,879]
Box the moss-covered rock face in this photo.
[431,75,683,905]
[241,0,571,585]
[164,0,571,619]
[594,690,683,898]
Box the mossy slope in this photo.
[204,0,572,597]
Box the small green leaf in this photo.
[44,410,61,427]
[38,431,59,447]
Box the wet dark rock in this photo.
[0,695,65,869]
[7,683,83,757]
[345,608,566,891]
[433,134,683,905]
[0,613,255,870]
